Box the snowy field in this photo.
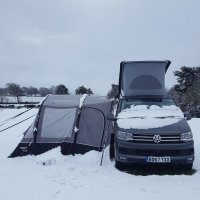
[1,96,43,103]
[0,109,200,200]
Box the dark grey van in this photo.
[108,61,194,170]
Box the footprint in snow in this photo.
[70,182,85,189]
[59,178,66,185]
[52,190,61,198]
[68,167,75,171]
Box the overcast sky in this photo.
[0,0,200,95]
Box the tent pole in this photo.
[71,94,88,155]
[32,95,49,144]
[100,100,114,166]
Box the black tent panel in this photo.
[10,143,60,157]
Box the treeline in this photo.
[0,83,93,103]
[169,66,200,117]
[107,66,200,117]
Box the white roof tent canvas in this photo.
[118,60,171,97]
[10,95,113,157]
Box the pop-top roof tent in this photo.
[118,60,171,97]
[11,95,113,157]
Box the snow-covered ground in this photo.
[0,109,200,200]
[1,96,43,103]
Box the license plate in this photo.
[146,156,171,163]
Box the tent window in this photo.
[41,108,76,139]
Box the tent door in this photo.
[76,107,105,148]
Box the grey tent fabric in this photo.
[43,95,82,107]
[19,95,113,152]
[21,95,81,144]
[76,99,112,148]
[41,107,76,138]
[77,107,105,147]
[37,106,77,143]
[23,120,35,142]
[119,61,170,97]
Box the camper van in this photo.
[108,61,194,170]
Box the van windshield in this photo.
[120,98,176,111]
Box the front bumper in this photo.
[115,140,194,164]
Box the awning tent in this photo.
[10,95,113,157]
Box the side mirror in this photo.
[184,113,192,121]
[106,112,116,121]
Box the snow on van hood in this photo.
[117,105,184,129]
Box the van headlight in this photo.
[180,132,193,142]
[116,131,134,141]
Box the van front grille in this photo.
[131,134,182,144]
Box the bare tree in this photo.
[0,87,7,103]
[168,87,179,105]
[6,83,23,103]
[173,66,200,117]
[28,86,38,96]
[107,84,118,99]
[0,87,7,96]
[50,86,55,94]
[39,87,51,97]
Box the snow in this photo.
[0,109,200,200]
[0,108,38,155]
[1,96,44,103]
[79,94,88,108]
[117,105,184,129]
[117,117,184,130]
[73,94,88,133]
[38,95,49,105]
[74,126,79,133]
